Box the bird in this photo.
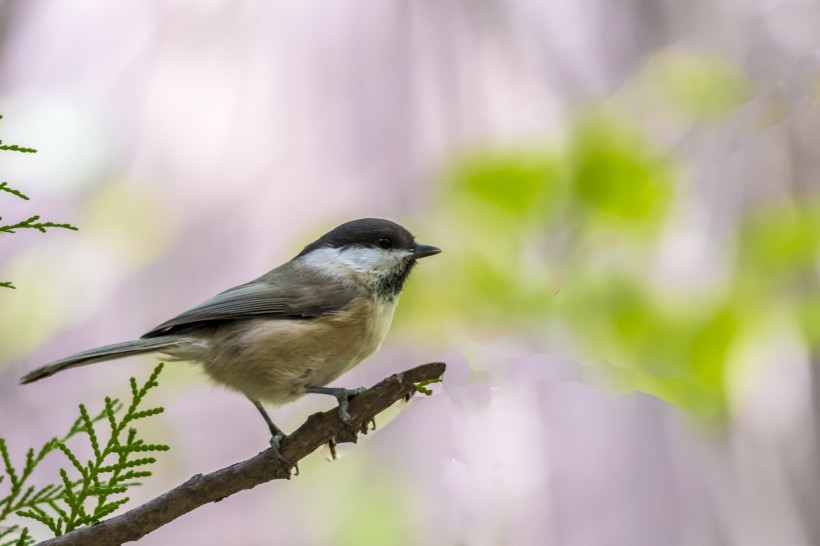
[21,218,441,452]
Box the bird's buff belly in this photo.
[177,299,395,405]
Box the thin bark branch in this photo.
[37,362,446,546]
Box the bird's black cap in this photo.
[296,218,436,258]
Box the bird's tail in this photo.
[20,337,182,384]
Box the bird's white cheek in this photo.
[301,247,407,276]
[339,247,407,274]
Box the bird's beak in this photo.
[411,244,441,259]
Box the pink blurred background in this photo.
[3,1,820,545]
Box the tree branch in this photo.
[36,362,446,546]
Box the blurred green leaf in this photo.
[689,306,740,388]
[569,114,673,227]
[798,294,820,351]
[424,109,787,421]
[738,203,820,281]
[447,150,561,219]
[562,276,737,417]
[645,50,753,119]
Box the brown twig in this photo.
[36,362,446,546]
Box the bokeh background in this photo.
[2,0,820,544]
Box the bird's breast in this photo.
[198,295,398,404]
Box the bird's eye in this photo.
[378,237,393,249]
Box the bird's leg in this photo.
[249,399,297,473]
[250,399,286,447]
[304,385,366,423]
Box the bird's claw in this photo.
[328,437,338,460]
[269,432,298,476]
[269,431,284,451]
[305,385,367,424]
[337,387,366,423]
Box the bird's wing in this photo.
[141,268,356,338]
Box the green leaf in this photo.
[127,408,164,421]
[93,497,129,520]
[569,113,672,225]
[56,444,86,479]
[78,405,100,461]
[738,203,820,281]
[414,378,442,396]
[0,143,36,153]
[0,362,167,537]
[0,439,18,490]
[17,507,59,536]
[448,151,560,217]
[644,49,753,119]
[0,183,29,201]
[112,443,169,454]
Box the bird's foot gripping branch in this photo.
[35,362,445,546]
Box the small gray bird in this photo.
[21,218,441,450]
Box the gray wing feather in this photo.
[142,265,356,338]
